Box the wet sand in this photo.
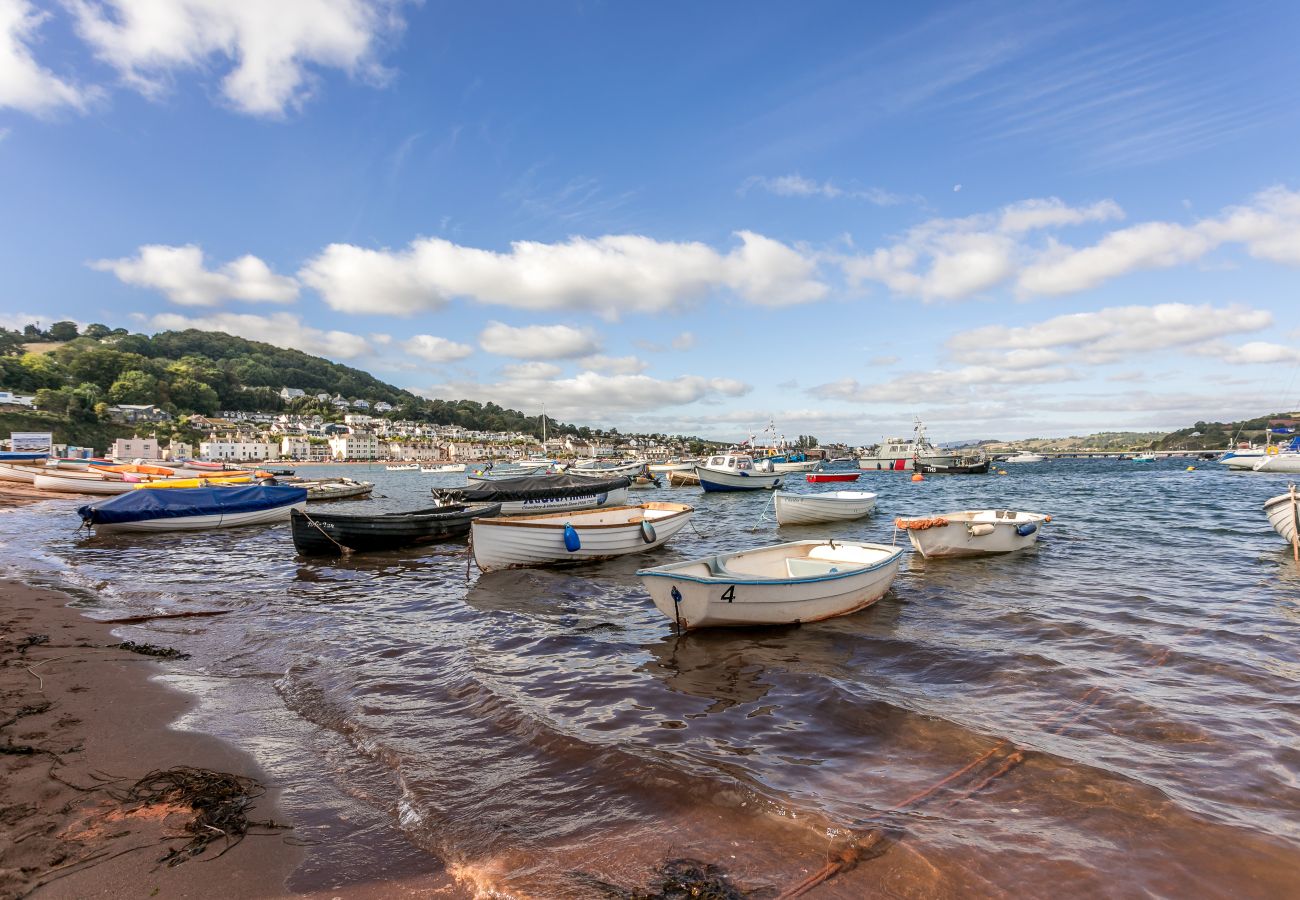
[0,578,300,898]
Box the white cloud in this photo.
[478,321,600,359]
[68,0,407,117]
[0,0,101,115]
[1190,341,1300,365]
[402,334,473,363]
[1017,222,1211,295]
[997,198,1124,234]
[671,331,696,351]
[299,231,827,316]
[498,361,562,380]
[141,311,375,359]
[422,371,752,420]
[91,244,298,306]
[580,354,649,375]
[947,303,1273,365]
[741,175,912,206]
[868,354,899,366]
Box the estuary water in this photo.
[3,459,1299,898]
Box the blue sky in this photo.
[2,0,1299,443]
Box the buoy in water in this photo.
[1186,466,1196,471]
[998,470,1008,475]
[911,473,924,482]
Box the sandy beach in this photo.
[0,578,300,899]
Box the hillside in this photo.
[0,322,573,439]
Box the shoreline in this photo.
[0,577,302,898]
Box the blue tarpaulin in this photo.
[0,451,48,461]
[78,484,307,526]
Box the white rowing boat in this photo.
[773,490,877,525]
[897,510,1050,558]
[569,460,647,478]
[0,461,45,484]
[421,463,467,473]
[1264,487,1299,554]
[33,471,138,494]
[472,502,693,572]
[637,539,902,630]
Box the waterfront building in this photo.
[112,436,160,460]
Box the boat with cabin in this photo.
[858,419,962,471]
[695,453,783,492]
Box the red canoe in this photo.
[807,471,861,483]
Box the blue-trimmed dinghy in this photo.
[78,484,307,533]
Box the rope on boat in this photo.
[894,516,949,531]
[752,491,777,530]
[297,509,352,556]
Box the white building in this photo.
[200,439,279,461]
[112,436,160,460]
[344,414,373,427]
[374,401,393,412]
[328,432,379,460]
[164,441,193,461]
[279,387,305,400]
[0,391,35,407]
[281,436,312,459]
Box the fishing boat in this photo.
[765,451,821,474]
[806,471,860,483]
[78,484,307,533]
[773,491,877,525]
[858,419,962,471]
[471,502,693,572]
[290,502,500,555]
[435,474,630,516]
[637,539,903,630]
[896,509,1051,558]
[421,463,467,473]
[916,453,990,474]
[667,470,701,487]
[1003,452,1045,464]
[1264,487,1299,555]
[385,463,419,471]
[695,453,783,492]
[303,478,374,501]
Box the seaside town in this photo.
[3,4,1299,900]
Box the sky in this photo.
[2,0,1299,444]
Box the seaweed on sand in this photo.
[110,641,191,660]
[576,857,761,899]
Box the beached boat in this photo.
[667,470,701,487]
[695,453,783,492]
[290,502,500,555]
[471,502,693,572]
[1264,487,1299,554]
[0,451,48,462]
[637,539,903,630]
[33,470,140,494]
[385,463,419,471]
[806,471,860,483]
[421,463,467,473]
[896,509,1051,558]
[78,484,307,533]
[774,491,877,525]
[134,473,254,489]
[1004,452,1045,464]
[436,474,630,516]
[303,478,374,501]
[0,461,47,483]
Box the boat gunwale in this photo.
[474,502,693,530]
[637,541,902,586]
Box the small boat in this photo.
[291,502,500,555]
[472,502,693,572]
[569,460,647,478]
[628,474,662,490]
[696,453,783,492]
[1264,487,1299,555]
[766,452,821,474]
[0,451,48,462]
[896,510,1050,558]
[421,463,467,473]
[33,470,139,494]
[667,470,701,487]
[514,457,559,470]
[78,484,307,533]
[0,461,47,483]
[436,474,630,516]
[134,474,254,489]
[648,461,697,474]
[637,539,903,630]
[774,491,877,525]
[806,471,860,483]
[1130,454,1156,463]
[1004,452,1045,464]
[302,478,375,501]
[385,463,420,471]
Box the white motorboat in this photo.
[421,463,467,473]
[78,484,307,533]
[696,453,783,492]
[1264,487,1299,553]
[1004,452,1045,464]
[514,458,559,470]
[472,502,693,572]
[1252,453,1300,474]
[897,509,1050,558]
[1131,454,1156,463]
[858,419,960,471]
[385,463,419,471]
[637,539,903,630]
[774,490,877,525]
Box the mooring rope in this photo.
[297,509,351,556]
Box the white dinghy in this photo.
[1264,486,1299,558]
[637,539,902,630]
[773,490,877,525]
[897,510,1050,558]
[472,502,693,572]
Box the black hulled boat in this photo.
[291,502,501,555]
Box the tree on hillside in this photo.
[83,323,111,340]
[48,321,79,342]
[108,370,159,404]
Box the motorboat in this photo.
[637,539,903,630]
[695,453,782,492]
[421,463,467,473]
[806,471,861,483]
[858,419,962,471]
[1003,452,1045,464]
[1130,454,1156,463]
[78,484,307,533]
[896,509,1050,558]
[436,473,630,516]
[385,463,419,471]
[764,452,821,474]
[1264,487,1299,553]
[774,491,877,525]
[290,502,500,555]
[916,452,990,474]
[471,502,693,572]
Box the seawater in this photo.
[2,459,1298,897]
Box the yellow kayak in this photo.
[135,474,253,489]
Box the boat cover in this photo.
[0,451,47,461]
[78,484,307,525]
[444,474,630,503]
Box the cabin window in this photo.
[727,458,736,468]
[711,456,724,466]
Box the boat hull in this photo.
[33,472,136,494]
[1252,454,1300,474]
[639,540,902,629]
[303,480,375,502]
[901,510,1049,558]
[292,503,500,555]
[0,462,43,483]
[771,460,821,473]
[1264,491,1299,544]
[806,472,860,483]
[774,491,877,525]
[667,470,701,486]
[472,503,692,572]
[94,501,306,533]
[696,466,782,492]
[916,460,990,474]
[858,456,913,471]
